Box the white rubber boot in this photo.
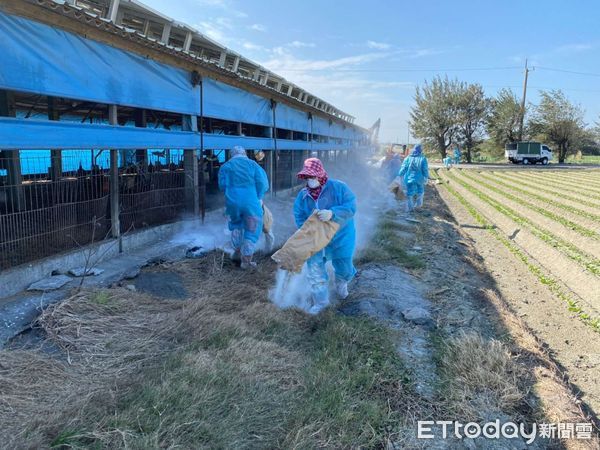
[335,280,349,299]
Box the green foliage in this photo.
[529,90,586,163]
[409,77,490,161]
[486,88,522,147]
[455,83,489,163]
[409,76,461,158]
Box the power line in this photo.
[536,66,600,78]
[274,66,522,73]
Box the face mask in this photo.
[307,178,320,189]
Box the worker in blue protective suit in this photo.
[443,155,453,169]
[294,158,357,315]
[218,146,269,269]
[398,144,429,213]
[453,146,462,165]
[381,148,403,182]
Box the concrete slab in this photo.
[133,272,188,300]
[0,290,64,348]
[27,275,73,292]
[69,267,105,277]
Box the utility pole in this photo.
[518,58,529,141]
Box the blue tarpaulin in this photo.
[312,115,331,136]
[203,78,273,126]
[0,11,367,151]
[0,118,199,149]
[0,11,200,115]
[276,103,310,132]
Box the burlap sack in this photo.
[262,204,273,233]
[388,178,404,200]
[271,211,340,273]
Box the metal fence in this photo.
[0,148,352,270]
[0,152,110,269]
[119,153,187,232]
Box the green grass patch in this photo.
[58,312,413,449]
[357,218,424,269]
[565,155,600,164]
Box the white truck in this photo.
[505,141,553,165]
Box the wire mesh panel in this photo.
[119,151,187,233]
[0,150,110,269]
[274,150,293,191]
[291,150,307,187]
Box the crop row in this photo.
[459,170,600,241]
[438,174,600,332]
[443,170,600,276]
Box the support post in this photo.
[198,76,206,222]
[183,31,193,52]
[134,109,148,171]
[0,90,23,212]
[108,105,121,251]
[107,0,120,22]
[161,22,172,44]
[518,58,529,142]
[218,51,227,68]
[270,100,278,195]
[183,115,199,216]
[231,56,240,73]
[47,97,63,182]
[290,150,295,188]
[265,149,274,196]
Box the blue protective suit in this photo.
[294,179,357,311]
[453,147,462,164]
[218,156,269,251]
[398,154,429,196]
[398,152,429,212]
[294,179,357,261]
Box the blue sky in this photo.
[143,0,600,142]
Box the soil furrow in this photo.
[436,180,600,418]
[468,171,600,247]
[494,171,600,210]
[452,170,600,268]
[438,169,600,315]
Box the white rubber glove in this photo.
[317,209,333,222]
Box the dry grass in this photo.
[0,289,186,448]
[0,252,416,449]
[435,331,527,421]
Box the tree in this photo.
[529,90,586,163]
[486,88,522,148]
[455,83,488,163]
[410,76,461,158]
